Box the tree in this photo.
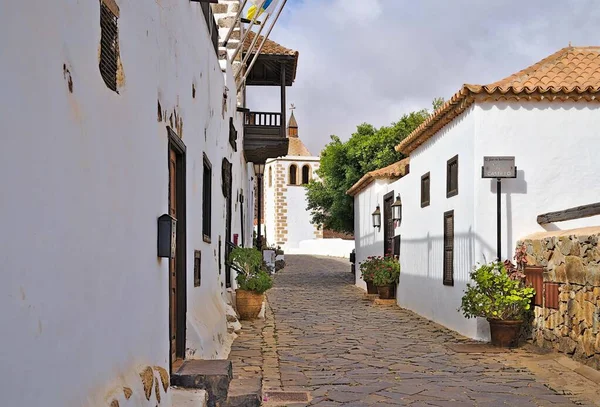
[306,102,442,234]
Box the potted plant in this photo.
[372,255,400,299]
[459,261,535,348]
[359,256,379,294]
[229,247,273,320]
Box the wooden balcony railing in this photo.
[245,111,282,129]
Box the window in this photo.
[203,154,212,241]
[443,210,454,286]
[447,155,458,198]
[268,167,272,187]
[420,172,430,208]
[99,0,120,93]
[200,2,219,55]
[301,165,311,185]
[289,164,297,185]
[194,250,201,287]
[229,118,237,151]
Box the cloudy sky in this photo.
[246,0,599,156]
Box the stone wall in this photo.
[521,229,600,370]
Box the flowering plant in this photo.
[360,255,400,286]
[460,261,535,321]
[503,243,528,281]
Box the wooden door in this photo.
[169,149,178,365]
[383,193,394,256]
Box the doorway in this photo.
[383,191,394,256]
[222,159,233,288]
[168,129,187,371]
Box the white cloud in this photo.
[247,0,600,155]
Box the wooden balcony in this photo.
[244,111,289,164]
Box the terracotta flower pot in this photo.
[236,289,264,320]
[376,284,395,299]
[365,281,378,294]
[487,318,523,348]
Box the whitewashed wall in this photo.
[353,101,600,342]
[473,102,600,263]
[0,1,251,406]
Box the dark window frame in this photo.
[421,172,430,208]
[229,118,238,151]
[199,2,219,56]
[443,210,454,286]
[301,165,310,185]
[99,1,120,93]
[289,164,297,185]
[194,250,201,287]
[202,153,212,242]
[447,155,459,198]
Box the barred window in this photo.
[447,155,458,198]
[443,211,454,286]
[99,0,120,92]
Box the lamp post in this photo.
[372,205,381,230]
[254,162,266,250]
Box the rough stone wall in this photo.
[521,232,600,370]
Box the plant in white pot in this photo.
[228,247,273,320]
[459,261,535,348]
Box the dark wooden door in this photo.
[383,193,394,256]
[168,149,178,365]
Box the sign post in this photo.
[482,157,517,261]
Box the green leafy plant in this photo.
[360,255,400,286]
[228,247,273,294]
[236,269,273,294]
[460,261,535,321]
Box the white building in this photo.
[0,1,295,406]
[262,112,355,257]
[349,46,600,341]
[263,112,322,250]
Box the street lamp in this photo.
[391,194,402,224]
[253,163,266,249]
[372,205,381,230]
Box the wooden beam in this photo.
[280,62,286,137]
[537,202,600,224]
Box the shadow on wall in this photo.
[489,170,528,256]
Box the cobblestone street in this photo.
[259,255,600,407]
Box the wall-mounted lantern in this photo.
[372,205,381,230]
[158,214,177,258]
[392,194,402,223]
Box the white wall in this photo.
[473,102,600,263]
[287,239,355,258]
[0,1,252,406]
[353,101,600,342]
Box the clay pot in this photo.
[366,281,378,295]
[487,319,523,348]
[376,284,395,299]
[236,289,264,320]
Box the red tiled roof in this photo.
[243,31,298,57]
[346,158,410,197]
[396,46,600,155]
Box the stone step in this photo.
[223,378,262,407]
[171,388,208,407]
[171,360,233,407]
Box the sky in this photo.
[246,0,599,156]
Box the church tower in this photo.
[263,108,323,250]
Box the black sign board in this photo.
[482,156,517,179]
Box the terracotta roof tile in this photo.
[396,46,600,155]
[347,158,410,197]
[287,137,312,156]
[243,31,298,57]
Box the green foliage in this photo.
[228,247,262,275]
[228,247,273,294]
[360,255,400,286]
[305,104,438,233]
[236,269,273,294]
[460,262,535,321]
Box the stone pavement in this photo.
[260,255,600,407]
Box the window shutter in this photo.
[443,211,454,286]
[99,2,119,92]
